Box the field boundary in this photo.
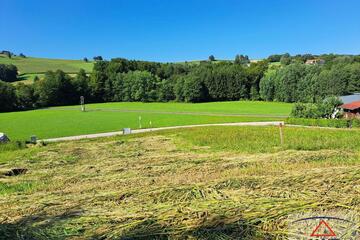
[40,121,284,143]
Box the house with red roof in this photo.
[340,101,360,119]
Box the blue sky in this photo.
[1,0,360,62]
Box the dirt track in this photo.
[41,121,284,143]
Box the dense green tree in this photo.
[183,74,208,102]
[295,65,322,102]
[267,54,283,62]
[174,76,185,102]
[15,83,36,110]
[345,63,360,93]
[280,53,291,65]
[234,54,250,65]
[158,79,175,102]
[273,64,308,102]
[259,70,276,101]
[35,70,75,106]
[121,71,160,102]
[93,56,103,61]
[89,61,108,101]
[208,55,215,61]
[72,69,90,100]
[0,64,18,82]
[0,81,17,112]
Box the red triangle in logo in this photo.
[310,220,337,237]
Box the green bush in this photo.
[350,119,360,128]
[290,97,342,119]
[286,118,350,128]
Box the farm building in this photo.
[305,58,325,65]
[340,101,360,119]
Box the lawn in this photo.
[0,126,358,239]
[0,101,292,140]
[57,100,292,116]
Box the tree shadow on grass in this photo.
[0,206,85,240]
[119,215,272,240]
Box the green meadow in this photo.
[0,126,359,239]
[72,100,291,116]
[0,101,292,140]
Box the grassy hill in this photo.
[0,54,94,82]
[0,126,359,238]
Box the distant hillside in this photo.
[0,54,94,82]
[176,59,261,65]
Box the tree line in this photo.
[260,60,360,103]
[1,54,360,112]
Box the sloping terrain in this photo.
[0,126,359,239]
[0,54,93,82]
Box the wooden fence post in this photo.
[279,122,284,145]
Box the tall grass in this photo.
[0,141,26,152]
[176,126,360,153]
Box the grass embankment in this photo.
[0,101,292,140]
[0,54,93,82]
[0,126,359,239]
[286,117,360,128]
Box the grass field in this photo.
[0,126,359,239]
[0,54,93,82]
[0,101,292,140]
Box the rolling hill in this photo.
[0,54,94,82]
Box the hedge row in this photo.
[285,118,360,128]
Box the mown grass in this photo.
[59,100,292,116]
[0,101,291,140]
[0,126,359,239]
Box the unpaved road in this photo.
[41,121,284,143]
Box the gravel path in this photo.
[40,121,284,143]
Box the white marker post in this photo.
[80,96,85,112]
[139,116,142,129]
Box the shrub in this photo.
[350,119,360,128]
[286,118,350,128]
[290,97,342,119]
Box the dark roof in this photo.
[340,101,360,110]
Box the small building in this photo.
[340,101,360,119]
[305,59,325,65]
